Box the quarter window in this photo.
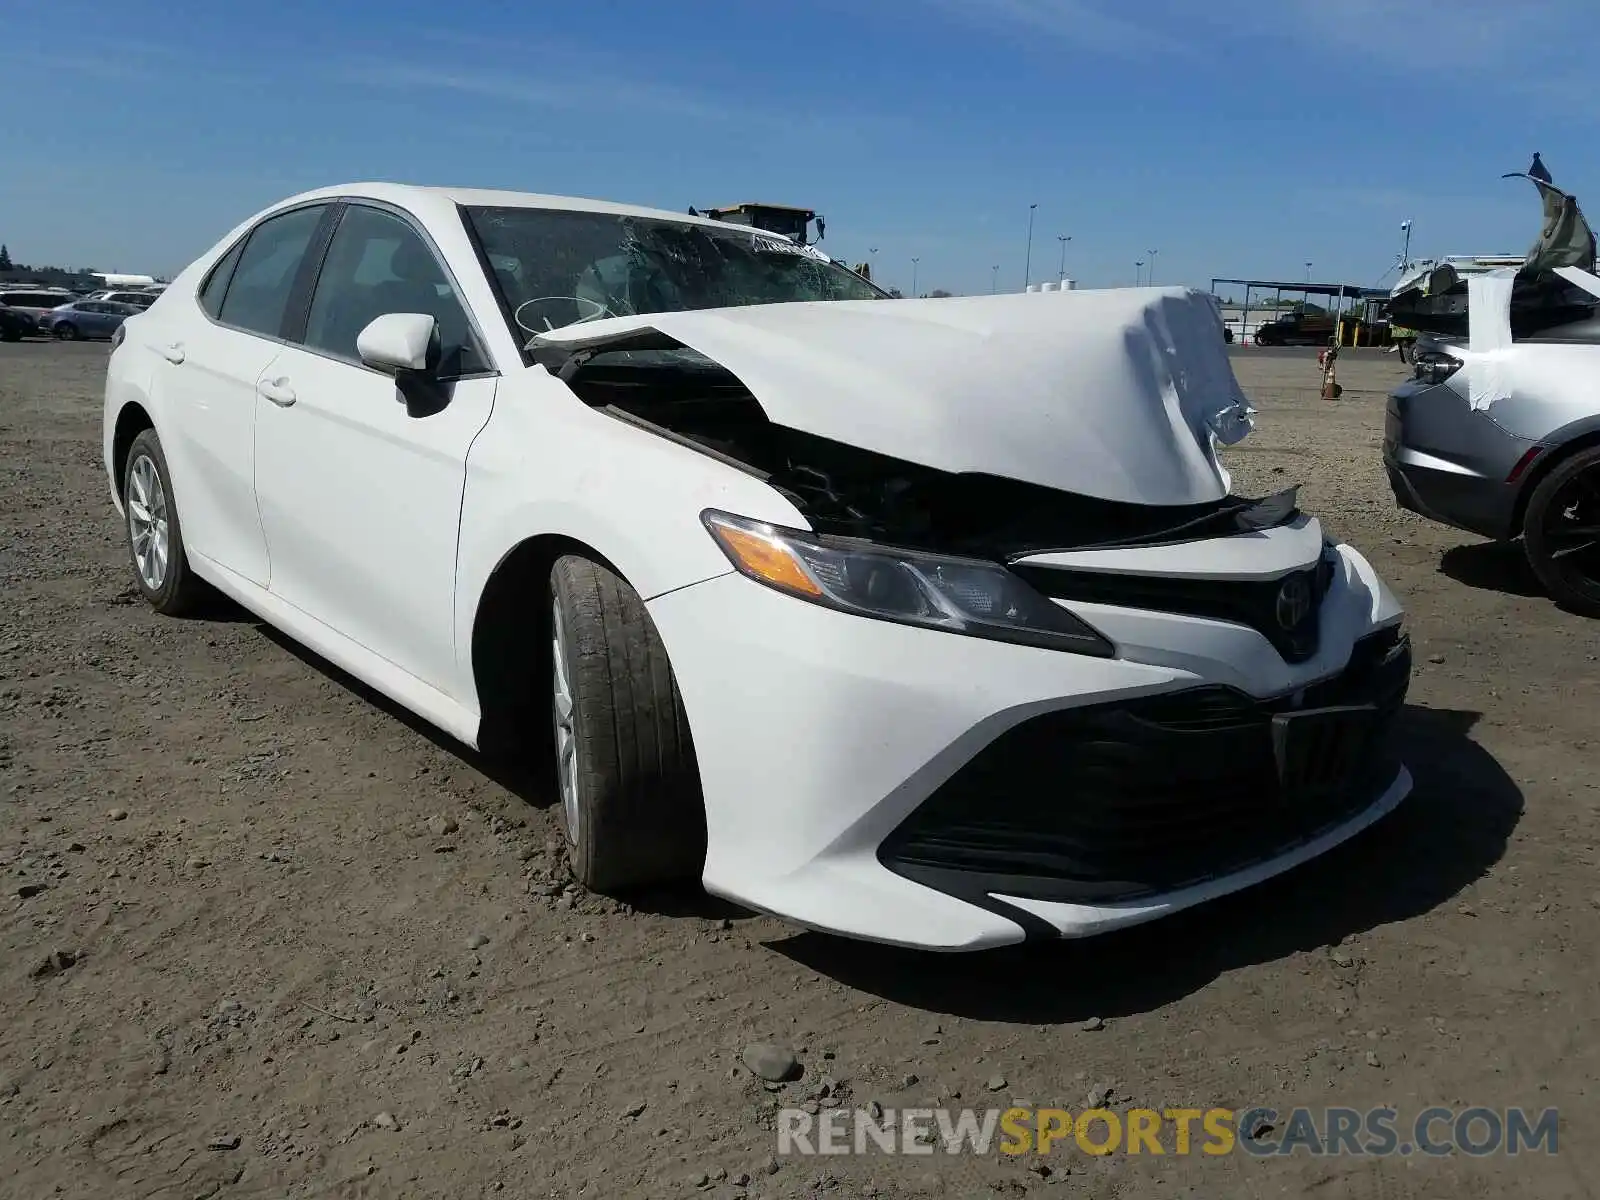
[216,205,327,338]
[198,241,244,318]
[302,204,487,377]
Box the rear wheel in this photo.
[1522,445,1600,617]
[549,554,705,892]
[123,429,207,616]
[54,322,80,341]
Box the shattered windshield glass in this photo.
[463,205,886,344]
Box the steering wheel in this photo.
[513,295,615,335]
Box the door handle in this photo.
[160,342,185,364]
[258,377,296,407]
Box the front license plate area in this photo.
[1271,704,1379,797]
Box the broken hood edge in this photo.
[531,290,1256,508]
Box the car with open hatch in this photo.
[1384,163,1600,616]
[102,182,1413,951]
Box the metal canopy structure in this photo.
[1209,277,1391,343]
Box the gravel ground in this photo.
[1,339,1596,1199]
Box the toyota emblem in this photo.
[1275,574,1313,630]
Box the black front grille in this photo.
[878,626,1411,906]
[1012,554,1337,664]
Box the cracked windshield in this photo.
[465,206,885,337]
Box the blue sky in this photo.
[3,0,1596,295]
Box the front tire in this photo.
[123,429,207,616]
[1522,445,1600,617]
[549,554,705,892]
[54,322,80,341]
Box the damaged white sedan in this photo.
[102,184,1413,950]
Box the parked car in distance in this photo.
[41,299,142,340]
[102,182,1412,951]
[1,288,77,327]
[84,289,161,309]
[0,304,33,341]
[1254,310,1336,346]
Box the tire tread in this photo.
[553,555,704,891]
[1522,445,1600,617]
[124,429,209,617]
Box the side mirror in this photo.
[357,313,440,377]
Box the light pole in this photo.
[1135,260,1144,286]
[911,257,920,298]
[869,247,879,280]
[1399,220,1412,271]
[1146,248,1158,285]
[1023,203,1038,289]
[1305,261,1313,282]
[1057,234,1071,283]
[991,264,1000,294]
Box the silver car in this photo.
[39,299,142,341]
[1384,163,1600,615]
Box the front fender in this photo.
[451,399,810,704]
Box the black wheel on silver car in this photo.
[1522,445,1600,617]
[549,554,705,892]
[123,429,207,616]
[54,322,80,341]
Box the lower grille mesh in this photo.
[878,628,1410,904]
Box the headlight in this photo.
[701,509,1115,657]
[1412,349,1462,385]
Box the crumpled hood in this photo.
[533,287,1255,506]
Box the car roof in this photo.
[260,182,764,236]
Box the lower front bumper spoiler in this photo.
[995,764,1412,938]
[709,765,1413,950]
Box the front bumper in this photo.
[647,542,1412,951]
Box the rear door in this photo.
[79,303,114,337]
[151,202,334,587]
[251,200,498,692]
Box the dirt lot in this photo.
[1,340,1596,1200]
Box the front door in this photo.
[251,201,499,694]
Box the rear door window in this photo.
[217,205,329,338]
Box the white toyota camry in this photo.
[102,183,1414,951]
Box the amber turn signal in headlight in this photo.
[703,519,822,598]
[701,509,1115,656]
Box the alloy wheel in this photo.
[127,454,170,591]
[1542,464,1600,589]
[551,599,580,846]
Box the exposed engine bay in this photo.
[537,343,1299,561]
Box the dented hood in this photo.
[532,288,1254,507]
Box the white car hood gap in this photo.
[532,288,1255,508]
